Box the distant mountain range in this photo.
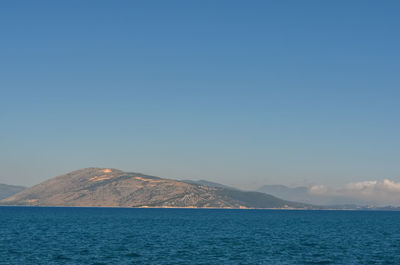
[256,185,374,206]
[0,184,26,200]
[0,168,311,209]
[257,185,312,203]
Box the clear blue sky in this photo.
[1,1,399,189]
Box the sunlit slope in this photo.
[1,168,310,209]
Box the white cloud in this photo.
[308,179,400,206]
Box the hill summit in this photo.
[1,168,310,209]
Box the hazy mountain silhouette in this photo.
[257,185,377,206]
[0,184,26,200]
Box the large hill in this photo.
[0,184,26,200]
[0,168,311,209]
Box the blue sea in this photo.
[1,207,400,264]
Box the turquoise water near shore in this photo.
[1,207,399,264]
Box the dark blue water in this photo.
[1,207,400,264]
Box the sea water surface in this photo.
[0,207,399,264]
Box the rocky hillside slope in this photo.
[1,168,311,209]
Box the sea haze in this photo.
[1,207,400,265]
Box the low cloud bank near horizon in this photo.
[309,179,400,206]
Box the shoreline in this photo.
[0,205,398,211]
